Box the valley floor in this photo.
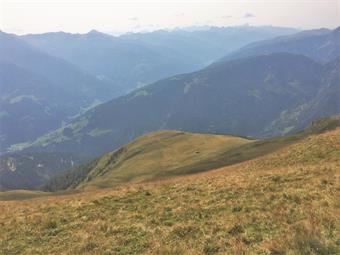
[0,128,339,254]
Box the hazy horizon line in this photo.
[2,23,338,37]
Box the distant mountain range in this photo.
[15,50,339,156]
[220,27,340,63]
[0,26,298,151]
[22,26,298,93]
[0,31,121,150]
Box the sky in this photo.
[0,0,339,35]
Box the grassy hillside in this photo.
[46,116,340,192]
[46,130,253,191]
[0,126,339,254]
[0,190,51,201]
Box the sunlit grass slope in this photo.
[48,116,340,192]
[74,130,252,190]
[0,125,339,254]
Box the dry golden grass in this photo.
[0,128,339,254]
[75,130,253,190]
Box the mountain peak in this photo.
[86,29,115,39]
[87,29,103,35]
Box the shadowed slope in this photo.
[0,152,87,190]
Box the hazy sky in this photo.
[1,0,339,35]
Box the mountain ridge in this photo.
[21,26,298,93]
[14,52,337,156]
[44,130,253,191]
[0,31,121,150]
[219,26,340,63]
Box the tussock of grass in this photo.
[0,128,339,254]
